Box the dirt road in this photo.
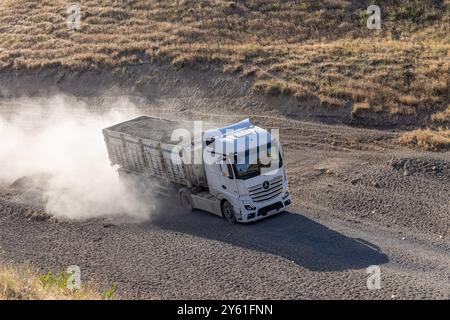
[0,98,449,299]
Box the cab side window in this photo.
[220,163,234,179]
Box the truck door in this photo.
[218,161,239,200]
[203,153,239,203]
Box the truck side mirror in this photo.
[227,164,235,179]
[220,163,230,178]
[205,137,215,146]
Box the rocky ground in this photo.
[0,101,449,299]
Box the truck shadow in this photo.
[151,207,389,272]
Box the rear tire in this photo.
[222,200,237,223]
[179,190,193,213]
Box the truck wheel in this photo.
[180,190,193,213]
[222,200,237,223]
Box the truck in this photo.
[102,116,291,223]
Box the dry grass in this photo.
[0,263,103,300]
[431,105,450,126]
[0,0,449,116]
[398,128,450,151]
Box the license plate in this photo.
[267,209,278,215]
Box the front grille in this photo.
[248,176,283,203]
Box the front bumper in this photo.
[237,196,292,223]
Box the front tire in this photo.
[222,200,237,223]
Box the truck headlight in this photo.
[242,200,256,211]
[282,191,290,199]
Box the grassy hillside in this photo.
[0,0,449,124]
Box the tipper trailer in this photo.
[103,116,291,223]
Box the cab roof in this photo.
[204,119,274,156]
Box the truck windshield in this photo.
[232,144,283,180]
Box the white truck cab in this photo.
[198,119,291,223]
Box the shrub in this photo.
[398,128,450,151]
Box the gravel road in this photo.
[1,99,449,299]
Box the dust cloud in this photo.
[0,95,157,221]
